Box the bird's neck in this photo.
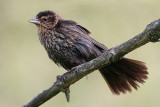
[38,26,53,45]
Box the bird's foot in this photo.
[56,75,66,85]
[70,65,80,74]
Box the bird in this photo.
[30,10,148,95]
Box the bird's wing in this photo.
[59,20,108,51]
[76,24,91,35]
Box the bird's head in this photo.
[30,10,60,29]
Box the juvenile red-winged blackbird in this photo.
[30,10,148,95]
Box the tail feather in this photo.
[99,58,148,95]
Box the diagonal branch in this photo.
[23,19,160,107]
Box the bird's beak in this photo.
[29,17,40,24]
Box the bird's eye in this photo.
[43,18,47,21]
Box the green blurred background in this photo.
[0,0,160,107]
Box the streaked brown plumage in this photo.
[30,10,148,95]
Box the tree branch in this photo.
[23,19,160,107]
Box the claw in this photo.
[71,66,77,72]
[71,66,79,74]
[56,75,66,84]
[56,75,61,80]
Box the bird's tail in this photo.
[99,58,148,95]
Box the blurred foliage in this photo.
[0,0,160,107]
